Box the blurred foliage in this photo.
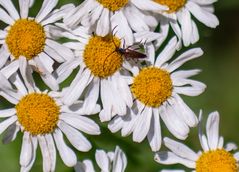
[0,0,239,172]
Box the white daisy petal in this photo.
[191,0,217,5]
[155,36,177,67]
[186,1,219,28]
[38,52,54,73]
[171,69,201,81]
[112,146,127,172]
[0,45,10,69]
[0,108,16,118]
[147,108,162,152]
[109,78,127,116]
[167,48,203,72]
[19,0,30,19]
[63,0,96,27]
[2,123,20,144]
[53,129,77,167]
[0,0,20,20]
[123,5,149,32]
[133,107,152,142]
[35,0,58,23]
[20,136,37,172]
[160,105,189,140]
[20,132,33,167]
[178,8,192,47]
[131,0,168,11]
[10,74,28,96]
[38,135,52,172]
[0,91,19,105]
[111,11,133,46]
[19,56,35,92]
[173,80,206,96]
[173,94,198,127]
[206,111,220,150]
[95,150,110,171]
[0,59,19,79]
[44,45,65,63]
[0,116,17,135]
[40,73,59,91]
[83,160,96,172]
[87,4,104,26]
[154,151,196,168]
[60,113,100,135]
[217,136,224,149]
[45,39,74,61]
[225,142,238,152]
[108,116,125,134]
[233,152,239,161]
[121,112,138,137]
[74,161,95,172]
[63,69,93,105]
[41,4,75,26]
[81,78,100,115]
[45,134,56,172]
[0,30,7,39]
[58,121,92,152]
[164,137,198,161]
[0,8,15,25]
[96,8,110,36]
[190,20,199,44]
[55,59,81,84]
[34,56,59,91]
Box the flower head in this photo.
[155,111,239,171]
[0,66,101,172]
[109,37,206,151]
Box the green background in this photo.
[0,0,239,171]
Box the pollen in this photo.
[154,0,186,13]
[16,93,60,135]
[83,35,123,78]
[131,67,173,107]
[96,0,128,11]
[196,149,238,172]
[6,19,46,60]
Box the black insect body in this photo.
[116,45,147,60]
[107,35,147,62]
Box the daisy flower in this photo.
[63,0,168,45]
[155,111,239,171]
[154,0,219,47]
[74,146,127,172]
[0,63,101,172]
[0,0,75,90]
[108,37,206,152]
[55,24,161,122]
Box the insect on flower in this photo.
[108,35,147,61]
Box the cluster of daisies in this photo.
[0,0,237,172]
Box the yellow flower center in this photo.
[154,0,186,13]
[131,67,173,107]
[16,93,60,135]
[6,19,46,60]
[196,149,238,172]
[96,0,128,11]
[83,35,123,78]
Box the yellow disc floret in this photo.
[196,149,238,172]
[83,35,123,78]
[131,67,173,107]
[96,0,128,11]
[16,93,60,135]
[154,0,186,13]
[6,19,46,60]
